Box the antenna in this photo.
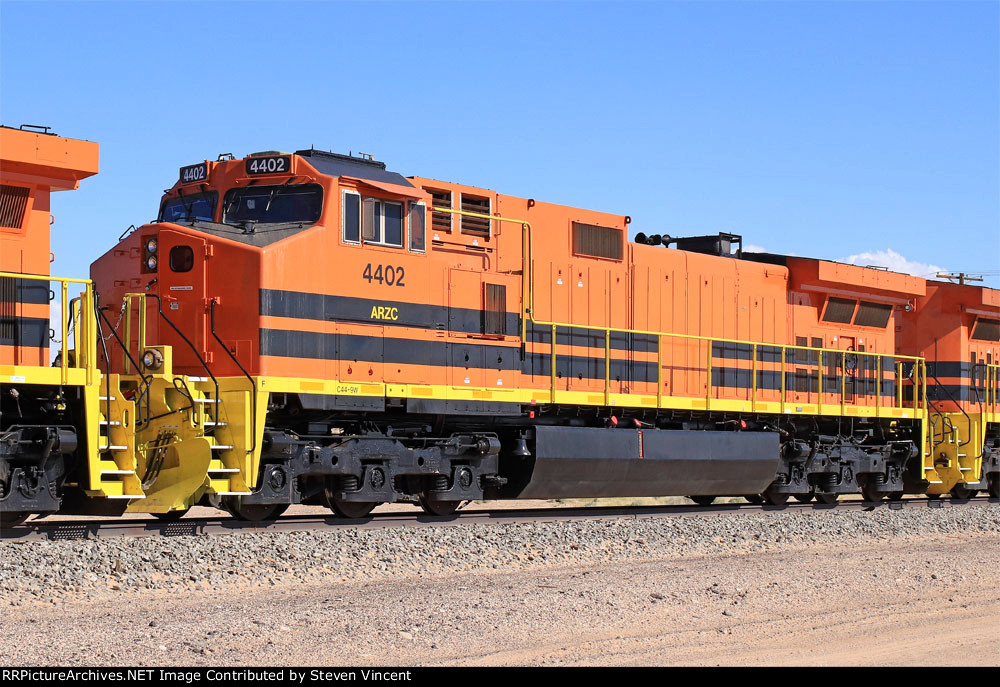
[935,272,983,286]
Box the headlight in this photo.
[145,237,158,253]
[146,255,158,270]
[142,348,164,371]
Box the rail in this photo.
[429,208,927,416]
[0,271,97,386]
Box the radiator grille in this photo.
[429,189,452,232]
[853,301,892,328]
[822,297,856,324]
[460,194,491,236]
[972,318,1000,342]
[572,222,623,260]
[0,185,30,229]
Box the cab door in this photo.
[156,230,209,365]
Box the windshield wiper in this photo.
[223,180,257,222]
[264,176,297,214]
[175,187,195,222]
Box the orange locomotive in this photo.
[87,147,984,521]
[898,280,1000,498]
[1,125,100,525]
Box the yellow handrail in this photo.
[0,271,96,382]
[430,207,927,414]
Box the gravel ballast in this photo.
[1,504,997,607]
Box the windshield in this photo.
[159,191,217,223]
[223,183,323,225]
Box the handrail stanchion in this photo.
[705,342,712,411]
[751,343,757,413]
[841,352,847,415]
[604,329,611,406]
[657,335,663,408]
[816,347,822,415]
[876,355,881,414]
[60,281,68,384]
[780,348,786,413]
[550,323,557,404]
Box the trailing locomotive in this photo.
[1,125,100,526]
[2,139,997,526]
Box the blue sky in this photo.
[2,0,997,285]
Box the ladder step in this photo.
[100,445,129,451]
[99,420,122,426]
[927,480,943,484]
[959,467,972,471]
[101,469,136,476]
[193,398,220,404]
[99,396,116,401]
[213,491,251,496]
[203,421,227,427]
[211,445,234,450]
[208,467,241,474]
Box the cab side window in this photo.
[363,197,404,248]
[342,190,361,244]
[409,202,425,253]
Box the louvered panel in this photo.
[572,222,623,260]
[460,195,491,236]
[0,185,30,229]
[429,189,452,232]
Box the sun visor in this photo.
[341,176,431,201]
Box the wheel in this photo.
[743,494,764,505]
[321,480,377,518]
[762,486,789,506]
[329,499,377,519]
[151,508,189,521]
[861,482,884,503]
[815,492,839,505]
[222,497,289,522]
[988,474,999,499]
[418,495,461,516]
[0,511,30,528]
[689,495,716,506]
[950,483,977,500]
[793,491,814,503]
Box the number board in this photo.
[179,163,207,184]
[246,156,290,175]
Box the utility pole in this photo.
[935,272,983,286]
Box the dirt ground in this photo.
[3,531,997,666]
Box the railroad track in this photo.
[2,495,995,542]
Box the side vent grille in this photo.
[572,222,623,260]
[429,189,452,232]
[460,194,491,236]
[853,301,892,328]
[822,297,856,324]
[483,283,506,335]
[0,185,30,229]
[0,276,16,343]
[972,318,1000,342]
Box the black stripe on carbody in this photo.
[260,288,519,337]
[0,316,49,348]
[0,277,50,306]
